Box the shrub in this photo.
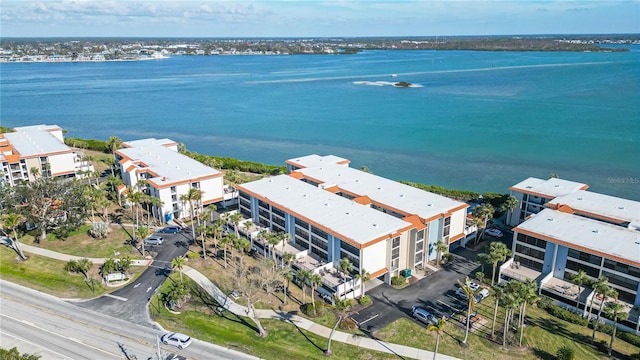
[442,253,454,263]
[186,251,200,260]
[474,271,485,284]
[630,353,640,360]
[88,222,111,239]
[338,317,358,330]
[335,298,354,311]
[301,303,325,317]
[391,276,406,286]
[358,295,372,306]
[618,331,640,347]
[556,346,574,360]
[544,304,588,326]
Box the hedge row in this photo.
[65,137,110,152]
[184,151,286,175]
[539,297,640,348]
[400,181,480,201]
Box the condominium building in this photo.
[500,180,640,333]
[0,124,93,186]
[115,138,224,221]
[237,155,468,298]
[506,177,589,226]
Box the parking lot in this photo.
[351,253,482,332]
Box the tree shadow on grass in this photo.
[274,310,325,352]
[531,348,555,360]
[527,316,593,345]
[187,281,258,334]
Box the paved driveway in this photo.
[74,229,193,326]
[351,255,481,332]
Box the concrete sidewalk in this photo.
[19,243,152,266]
[183,266,460,360]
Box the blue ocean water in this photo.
[1,49,639,200]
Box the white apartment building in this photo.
[115,138,224,221]
[0,124,93,186]
[237,155,468,297]
[500,180,640,333]
[506,177,589,226]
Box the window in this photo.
[295,227,309,240]
[602,271,640,292]
[295,217,309,229]
[311,226,328,239]
[272,206,285,218]
[567,249,601,266]
[514,255,543,272]
[517,233,547,249]
[170,186,176,193]
[340,240,359,257]
[191,182,200,189]
[603,259,640,278]
[239,191,251,201]
[311,237,328,252]
[392,237,400,248]
[565,260,600,278]
[415,240,424,252]
[515,244,546,261]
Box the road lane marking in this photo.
[134,283,141,288]
[1,313,121,358]
[357,313,380,326]
[146,286,153,292]
[0,330,73,360]
[104,293,128,301]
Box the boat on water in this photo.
[390,74,398,78]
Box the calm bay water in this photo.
[1,49,639,200]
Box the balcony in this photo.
[499,258,542,283]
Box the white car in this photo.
[485,228,504,238]
[144,235,164,246]
[161,332,192,349]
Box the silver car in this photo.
[161,332,192,349]
[144,235,164,246]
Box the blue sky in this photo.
[1,1,638,38]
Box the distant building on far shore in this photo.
[115,138,225,222]
[0,124,94,186]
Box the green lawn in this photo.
[0,246,144,298]
[375,295,639,360]
[152,276,395,360]
[21,224,140,259]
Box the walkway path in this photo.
[16,244,460,360]
[183,266,460,360]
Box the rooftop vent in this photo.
[618,206,625,210]
[547,217,554,221]
[554,184,559,187]
[525,186,533,189]
[372,223,377,227]
[592,230,599,234]
[577,197,583,200]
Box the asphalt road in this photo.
[0,280,259,360]
[74,229,193,326]
[352,255,481,332]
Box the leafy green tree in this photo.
[0,346,41,360]
[13,177,89,243]
[603,301,629,356]
[428,316,447,360]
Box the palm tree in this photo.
[100,258,117,277]
[235,237,251,268]
[2,213,27,259]
[491,286,504,338]
[457,277,477,345]
[229,212,243,239]
[196,224,208,259]
[75,258,93,280]
[281,267,293,305]
[309,272,322,309]
[242,220,253,239]
[136,226,150,256]
[180,187,203,237]
[434,240,448,267]
[210,219,224,254]
[590,276,613,343]
[338,258,354,299]
[570,270,590,314]
[428,316,447,360]
[517,279,538,346]
[472,204,494,245]
[280,232,291,268]
[220,236,232,269]
[355,268,371,298]
[501,290,519,347]
[603,301,629,356]
[499,195,519,225]
[171,256,186,283]
[488,241,511,286]
[296,269,312,304]
[107,136,122,154]
[267,232,281,262]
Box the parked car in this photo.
[144,235,164,246]
[485,228,504,237]
[161,332,192,349]
[456,286,490,303]
[159,226,181,233]
[411,305,438,325]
